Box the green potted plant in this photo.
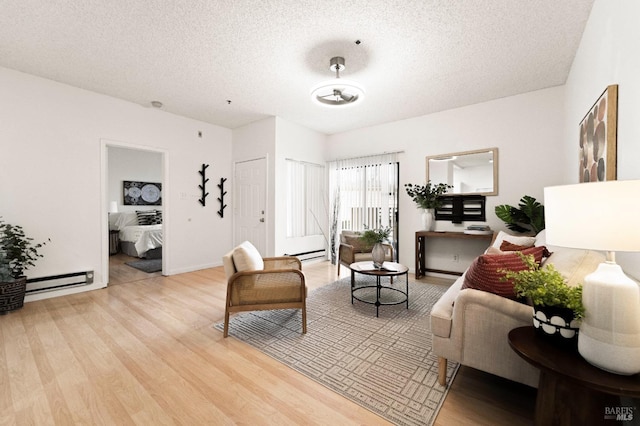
[359,226,391,269]
[404,181,452,231]
[502,253,584,346]
[0,218,49,314]
[495,195,545,234]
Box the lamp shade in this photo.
[109,201,118,213]
[544,180,640,252]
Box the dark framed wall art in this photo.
[579,84,618,182]
[123,181,162,205]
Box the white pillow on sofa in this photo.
[490,230,536,250]
[543,248,605,287]
[232,241,264,272]
[534,229,547,247]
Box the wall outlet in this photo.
[453,254,459,262]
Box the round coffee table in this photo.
[349,261,409,317]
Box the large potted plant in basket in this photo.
[0,218,48,314]
[404,181,452,231]
[502,253,584,347]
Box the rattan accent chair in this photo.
[337,231,394,275]
[222,241,307,338]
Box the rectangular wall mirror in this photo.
[426,147,498,196]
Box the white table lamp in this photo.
[109,201,118,213]
[544,180,640,375]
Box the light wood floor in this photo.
[0,258,535,425]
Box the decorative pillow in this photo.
[542,248,605,288]
[490,230,536,250]
[500,241,531,252]
[114,211,139,230]
[462,246,550,299]
[343,235,373,253]
[136,210,157,225]
[232,241,264,272]
[485,246,506,255]
[154,210,163,224]
[534,229,547,247]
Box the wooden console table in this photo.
[414,231,493,278]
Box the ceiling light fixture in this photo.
[310,57,364,107]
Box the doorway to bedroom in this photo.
[105,144,165,285]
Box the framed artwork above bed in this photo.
[123,180,162,205]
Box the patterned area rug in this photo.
[215,276,458,426]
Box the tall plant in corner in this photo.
[495,195,545,234]
[0,217,49,314]
[0,218,48,279]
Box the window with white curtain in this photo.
[286,159,325,238]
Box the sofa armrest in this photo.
[430,278,463,338]
[452,288,533,326]
[432,286,538,387]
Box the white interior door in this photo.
[234,158,267,255]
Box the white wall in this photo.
[107,146,162,213]
[274,117,327,256]
[563,0,640,278]
[326,86,566,273]
[232,117,328,257]
[0,66,233,300]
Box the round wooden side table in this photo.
[508,326,640,425]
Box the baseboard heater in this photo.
[285,249,326,262]
[26,270,94,294]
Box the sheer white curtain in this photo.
[286,159,324,238]
[328,152,399,264]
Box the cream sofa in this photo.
[430,230,605,388]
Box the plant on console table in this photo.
[404,181,452,231]
[359,226,391,269]
[502,253,584,346]
[0,218,49,314]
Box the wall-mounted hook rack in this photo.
[217,178,227,217]
[198,164,210,206]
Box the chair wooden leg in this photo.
[223,308,230,338]
[337,261,341,276]
[438,357,448,386]
[301,307,307,334]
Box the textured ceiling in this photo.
[0,0,594,135]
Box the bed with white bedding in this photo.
[119,224,162,258]
[109,211,163,258]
